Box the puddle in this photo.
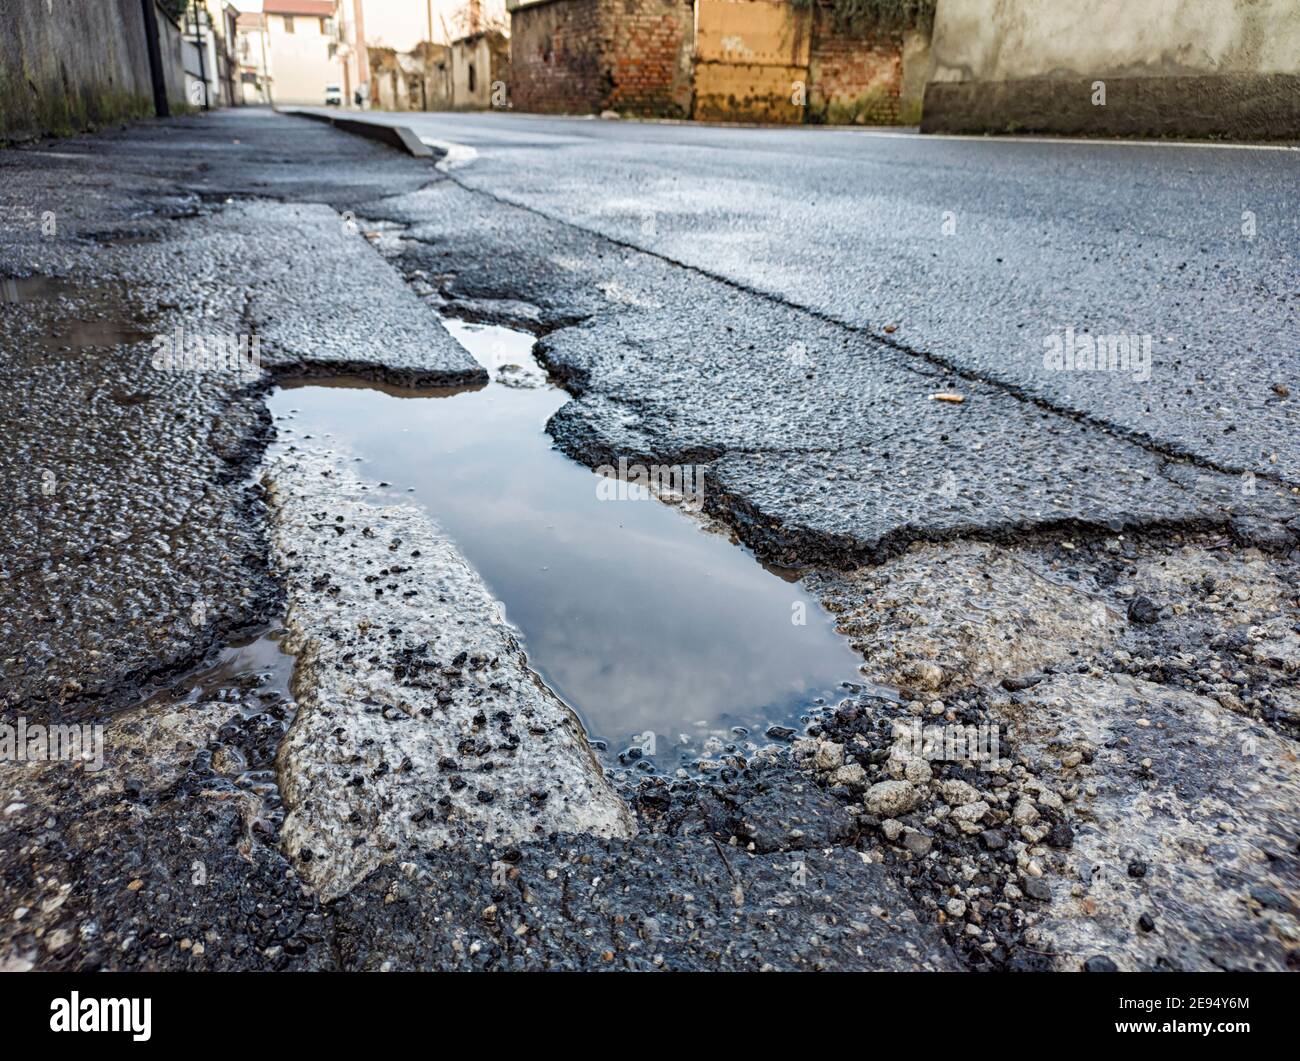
[2,276,154,349]
[0,276,76,303]
[129,625,298,814]
[157,625,297,708]
[53,320,154,349]
[270,321,865,769]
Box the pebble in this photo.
[814,740,845,771]
[864,780,919,817]
[901,829,933,857]
[904,757,933,785]
[1023,878,1052,902]
[1127,596,1162,624]
[950,801,989,832]
[939,779,982,806]
[902,660,945,691]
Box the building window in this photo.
[468,63,476,93]
[282,15,294,34]
[320,17,328,34]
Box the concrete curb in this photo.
[281,107,435,158]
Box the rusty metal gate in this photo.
[693,0,811,122]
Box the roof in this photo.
[263,1,336,16]
[235,12,266,29]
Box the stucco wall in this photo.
[0,0,186,141]
[924,0,1300,137]
[265,13,344,106]
[450,33,510,110]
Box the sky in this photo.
[227,1,507,48]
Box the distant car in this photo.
[324,84,342,107]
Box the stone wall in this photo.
[0,0,187,141]
[923,0,1300,138]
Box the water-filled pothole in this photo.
[269,320,865,770]
[124,625,298,823]
[0,275,76,303]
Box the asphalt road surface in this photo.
[2,109,1297,974]
[328,109,1299,481]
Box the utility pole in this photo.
[140,0,170,117]
[425,0,435,112]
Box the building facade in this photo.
[506,0,928,123]
[260,0,370,107]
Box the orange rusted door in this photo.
[693,0,811,122]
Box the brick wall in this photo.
[510,0,606,113]
[807,7,903,125]
[508,0,911,123]
[509,0,692,117]
[604,0,693,116]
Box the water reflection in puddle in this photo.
[0,275,76,303]
[127,625,298,815]
[270,320,864,768]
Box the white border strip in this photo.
[850,130,1300,152]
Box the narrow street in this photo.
[2,106,1297,978]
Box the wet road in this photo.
[314,109,1299,482]
[2,109,1297,973]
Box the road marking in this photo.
[849,130,1300,152]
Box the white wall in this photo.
[361,0,509,50]
[930,0,1300,84]
[265,11,344,105]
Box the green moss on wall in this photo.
[808,86,898,125]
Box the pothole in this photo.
[0,275,76,303]
[126,624,298,823]
[268,318,868,773]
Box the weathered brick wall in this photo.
[807,8,903,125]
[509,0,692,116]
[604,0,693,117]
[509,0,607,114]
[509,0,910,123]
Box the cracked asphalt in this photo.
[1,109,1296,972]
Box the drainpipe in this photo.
[260,24,274,107]
[140,0,171,117]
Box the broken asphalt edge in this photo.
[279,107,436,159]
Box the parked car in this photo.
[324,84,342,107]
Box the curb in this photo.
[281,108,434,159]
